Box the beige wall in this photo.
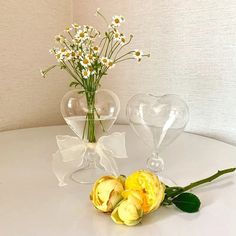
[0,0,72,131]
[1,0,236,145]
[73,0,236,145]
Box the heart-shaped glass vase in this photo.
[60,89,120,184]
[127,94,189,174]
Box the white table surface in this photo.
[0,125,236,236]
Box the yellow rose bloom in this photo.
[125,170,165,214]
[90,175,125,213]
[111,190,143,226]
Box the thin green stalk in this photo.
[166,168,236,199]
[95,107,105,132]
[61,62,84,87]
[115,51,133,62]
[105,37,111,57]
[109,42,120,58]
[114,35,133,59]
[183,168,236,192]
[82,114,88,140]
[99,37,107,57]
[96,11,109,25]
[115,57,135,63]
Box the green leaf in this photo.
[172,193,201,213]
[165,186,183,197]
[69,81,78,87]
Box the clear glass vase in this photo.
[127,94,189,185]
[61,89,120,184]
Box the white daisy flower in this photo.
[92,46,100,54]
[64,27,72,32]
[63,50,72,61]
[113,31,121,42]
[133,49,143,61]
[82,69,90,79]
[100,57,109,66]
[80,57,91,67]
[107,59,115,69]
[55,35,65,43]
[112,15,122,27]
[76,50,83,59]
[75,30,88,40]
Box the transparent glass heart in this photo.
[60,89,120,184]
[127,94,189,174]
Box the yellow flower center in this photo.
[83,58,89,64]
[114,18,120,24]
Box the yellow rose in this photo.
[90,175,125,213]
[111,190,143,226]
[125,170,165,214]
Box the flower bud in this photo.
[90,175,125,213]
[111,190,143,226]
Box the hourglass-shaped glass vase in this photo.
[61,89,120,184]
[126,94,189,177]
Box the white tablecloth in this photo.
[0,125,235,236]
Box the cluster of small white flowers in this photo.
[42,10,149,80]
[100,57,115,69]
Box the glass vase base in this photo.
[70,165,108,184]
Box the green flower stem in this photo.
[99,37,108,57]
[182,167,236,192]
[108,42,120,58]
[84,91,97,143]
[96,11,109,25]
[115,57,135,63]
[165,168,236,200]
[95,107,105,132]
[114,51,134,62]
[114,35,133,59]
[61,62,84,87]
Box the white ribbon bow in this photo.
[52,132,128,186]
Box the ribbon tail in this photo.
[52,151,68,186]
[52,150,84,186]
